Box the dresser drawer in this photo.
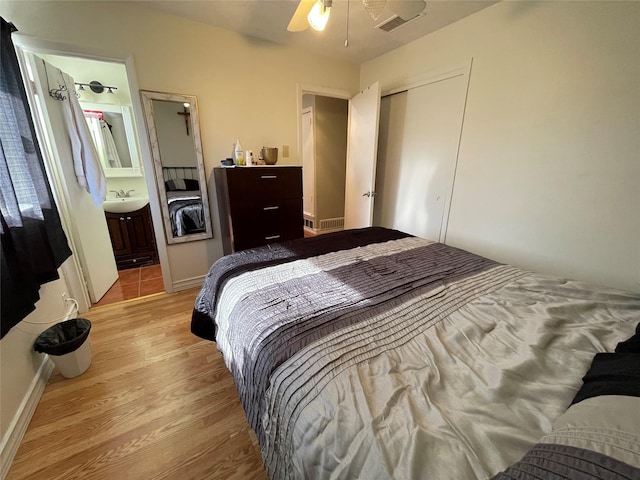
[225,167,302,202]
[229,198,301,235]
[233,228,302,252]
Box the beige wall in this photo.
[1,0,360,286]
[314,96,348,222]
[362,1,640,292]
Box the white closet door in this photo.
[375,75,467,242]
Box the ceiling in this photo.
[128,0,498,64]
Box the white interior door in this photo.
[301,107,315,219]
[27,54,118,302]
[344,82,381,229]
[374,74,467,241]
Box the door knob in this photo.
[362,191,377,198]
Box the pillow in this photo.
[165,178,186,191]
[490,324,640,480]
[184,178,199,191]
[571,322,640,405]
[489,396,640,479]
[165,178,199,191]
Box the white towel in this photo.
[84,114,123,169]
[100,119,122,168]
[57,68,106,206]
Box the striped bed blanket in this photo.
[191,228,640,479]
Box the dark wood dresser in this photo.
[214,166,303,254]
[105,204,158,270]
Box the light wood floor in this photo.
[6,289,268,480]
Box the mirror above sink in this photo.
[81,101,144,178]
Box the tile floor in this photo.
[93,264,164,307]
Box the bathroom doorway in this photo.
[14,39,167,310]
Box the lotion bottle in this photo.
[234,139,245,166]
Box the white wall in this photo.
[1,0,360,289]
[362,1,640,292]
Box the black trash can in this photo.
[34,318,92,378]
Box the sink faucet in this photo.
[109,189,135,198]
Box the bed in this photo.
[191,227,640,479]
[163,166,205,236]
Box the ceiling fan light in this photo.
[308,0,331,31]
[363,0,387,21]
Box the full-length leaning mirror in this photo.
[140,91,213,244]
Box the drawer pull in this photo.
[265,235,281,241]
[263,206,279,211]
[261,175,278,179]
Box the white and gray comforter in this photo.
[192,228,640,479]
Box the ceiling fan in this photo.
[287,0,427,33]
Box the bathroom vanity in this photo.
[105,204,158,270]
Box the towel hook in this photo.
[42,60,67,101]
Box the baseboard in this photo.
[172,275,206,292]
[0,356,54,480]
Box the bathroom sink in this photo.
[103,196,150,213]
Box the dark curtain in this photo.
[0,17,72,338]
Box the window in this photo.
[0,17,72,338]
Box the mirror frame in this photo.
[80,102,143,177]
[140,90,213,245]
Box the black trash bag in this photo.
[33,318,91,356]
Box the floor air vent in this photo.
[319,217,344,231]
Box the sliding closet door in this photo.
[374,74,467,242]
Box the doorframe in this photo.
[379,59,472,97]
[296,84,353,159]
[301,106,315,233]
[12,34,172,304]
[297,84,354,235]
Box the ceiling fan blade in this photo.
[287,0,316,32]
